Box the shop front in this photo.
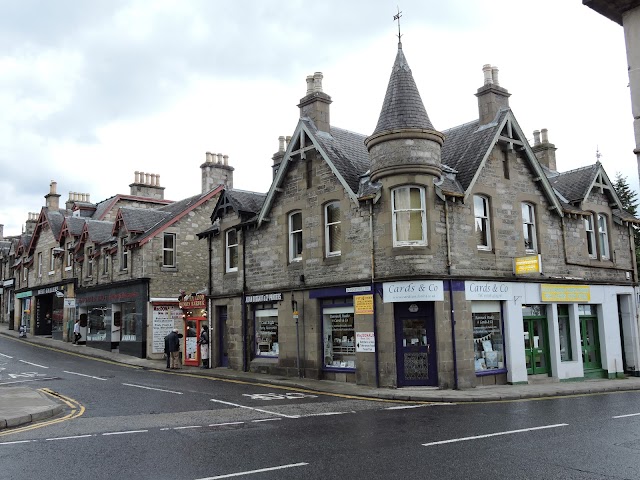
[2,279,15,329]
[76,280,148,358]
[179,293,207,366]
[383,280,443,387]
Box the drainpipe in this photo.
[241,226,247,372]
[207,235,213,296]
[444,197,459,390]
[370,200,380,388]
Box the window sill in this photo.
[476,248,494,254]
[64,266,72,271]
[225,268,239,274]
[48,271,55,276]
[392,245,430,255]
[160,266,177,272]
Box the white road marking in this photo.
[251,418,281,423]
[196,462,309,479]
[210,398,298,418]
[613,412,640,418]
[122,383,183,394]
[18,360,48,368]
[173,425,202,430]
[422,423,569,446]
[63,371,107,380]
[209,422,245,427]
[0,440,36,445]
[46,435,94,441]
[102,430,148,436]
[386,404,453,410]
[0,377,57,386]
[298,412,349,417]
[0,353,12,358]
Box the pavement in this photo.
[2,322,640,430]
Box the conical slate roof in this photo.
[371,43,435,135]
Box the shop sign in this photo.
[64,299,76,309]
[3,279,14,287]
[16,291,32,299]
[36,286,62,296]
[382,280,444,303]
[465,281,512,300]
[346,286,371,294]
[152,305,182,353]
[354,294,374,315]
[356,332,375,352]
[244,292,282,304]
[179,293,206,309]
[514,254,542,274]
[541,284,590,302]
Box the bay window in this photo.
[392,186,426,246]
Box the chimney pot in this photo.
[541,128,549,143]
[145,173,151,185]
[217,153,223,164]
[491,66,499,86]
[156,175,160,187]
[533,130,541,146]
[223,155,229,166]
[313,72,323,92]
[482,64,493,85]
[306,75,314,95]
[278,136,285,153]
[50,181,57,194]
[286,136,292,148]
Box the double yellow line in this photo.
[0,388,85,437]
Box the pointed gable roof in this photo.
[371,43,435,135]
[210,188,267,224]
[548,164,600,204]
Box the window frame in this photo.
[226,229,239,273]
[597,213,610,260]
[86,247,93,277]
[162,232,176,268]
[521,202,538,253]
[473,195,492,251]
[324,201,341,257]
[120,238,128,271]
[49,247,56,272]
[103,250,109,275]
[66,242,73,268]
[391,185,427,247]
[289,211,303,262]
[584,214,597,259]
[37,252,43,277]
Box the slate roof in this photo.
[371,44,436,135]
[119,207,171,234]
[86,220,115,245]
[44,208,68,239]
[225,190,266,215]
[66,216,87,236]
[548,164,599,203]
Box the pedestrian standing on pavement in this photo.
[164,331,171,369]
[166,328,182,369]
[199,325,210,369]
[73,319,81,345]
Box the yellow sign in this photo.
[354,294,374,315]
[541,284,590,302]
[514,255,542,274]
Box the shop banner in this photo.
[465,281,512,300]
[152,305,182,353]
[541,284,590,302]
[383,280,444,303]
[514,254,542,274]
[356,332,375,352]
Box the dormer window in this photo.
[584,214,597,259]
[120,238,128,271]
[597,214,610,260]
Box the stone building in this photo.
[9,155,232,360]
[200,41,640,389]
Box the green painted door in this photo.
[523,305,551,376]
[579,304,602,373]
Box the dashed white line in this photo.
[251,418,282,423]
[0,353,13,358]
[210,398,297,418]
[209,422,245,427]
[64,371,107,381]
[173,425,202,430]
[46,435,94,441]
[102,430,148,436]
[196,462,309,479]
[0,378,57,386]
[122,383,183,394]
[298,412,349,417]
[18,360,48,368]
[613,412,640,419]
[422,423,569,447]
[0,440,35,445]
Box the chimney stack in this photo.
[297,71,332,132]
[201,151,234,193]
[531,128,557,171]
[25,212,38,235]
[476,64,511,126]
[45,180,61,211]
[129,171,165,199]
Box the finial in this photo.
[596,146,602,162]
[393,6,403,47]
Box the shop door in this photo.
[395,303,437,387]
[579,306,602,373]
[522,305,550,376]
[183,318,205,366]
[219,307,229,367]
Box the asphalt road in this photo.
[1,338,640,479]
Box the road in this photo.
[1,337,640,479]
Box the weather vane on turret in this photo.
[393,6,403,46]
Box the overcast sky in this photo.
[0,0,634,237]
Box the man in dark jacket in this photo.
[165,328,182,369]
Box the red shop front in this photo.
[179,293,208,366]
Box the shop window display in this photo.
[323,305,355,369]
[120,302,138,341]
[472,301,504,372]
[87,305,109,341]
[255,306,279,357]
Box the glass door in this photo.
[522,305,550,376]
[579,305,601,372]
[395,303,437,387]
